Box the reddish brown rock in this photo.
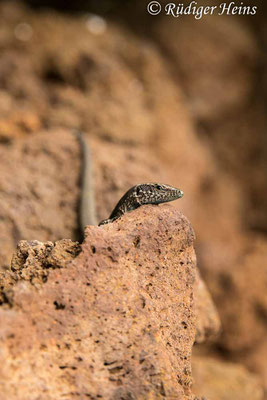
[206,236,267,390]
[154,15,257,122]
[150,8,267,390]
[0,130,81,268]
[194,271,221,344]
[212,236,267,352]
[0,130,172,269]
[0,1,243,289]
[0,1,265,396]
[0,205,198,399]
[192,356,264,400]
[0,239,81,305]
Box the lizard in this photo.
[98,183,184,225]
[76,131,184,232]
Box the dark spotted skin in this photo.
[76,133,184,230]
[99,183,184,226]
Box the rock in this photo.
[152,2,267,233]
[0,239,80,305]
[206,236,267,390]
[194,271,221,344]
[0,205,198,399]
[0,130,81,268]
[0,130,171,268]
[192,356,264,400]
[154,15,257,122]
[150,8,267,390]
[0,1,265,396]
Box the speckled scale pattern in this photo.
[99,183,183,226]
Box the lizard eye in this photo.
[156,184,162,190]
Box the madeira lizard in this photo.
[76,132,184,233]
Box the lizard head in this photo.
[135,183,183,205]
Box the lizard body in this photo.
[76,132,184,230]
[99,183,183,225]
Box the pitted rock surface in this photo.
[0,239,81,305]
[0,205,198,400]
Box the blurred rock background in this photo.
[0,0,266,399]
